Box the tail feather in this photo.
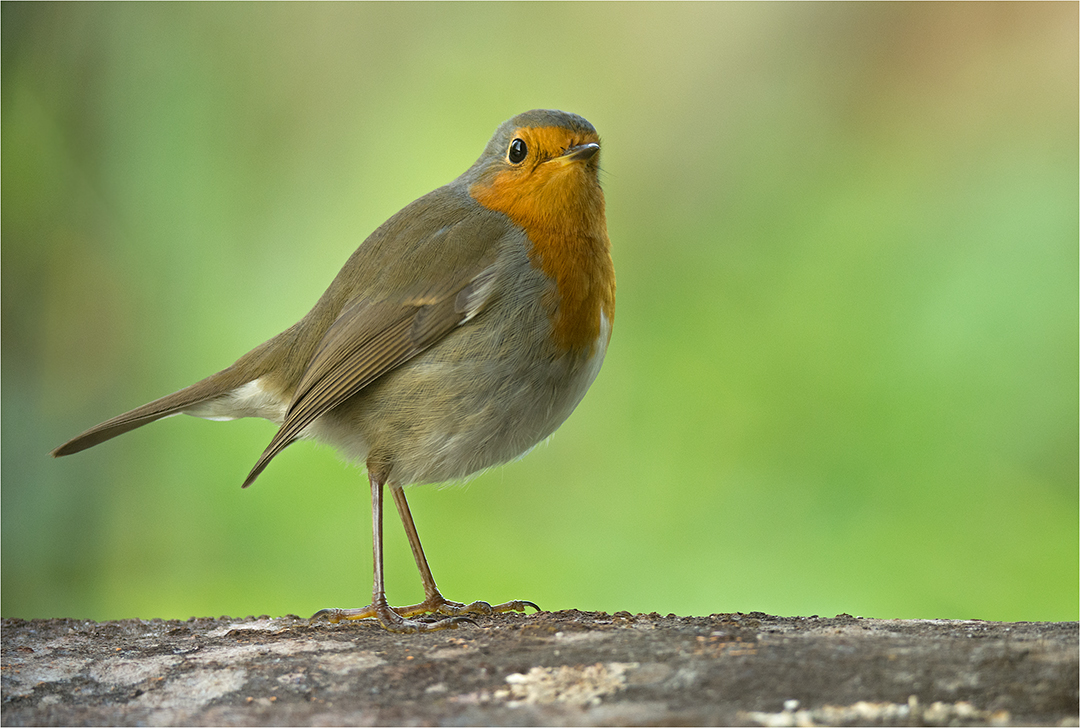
[51,370,252,457]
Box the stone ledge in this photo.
[2,611,1077,726]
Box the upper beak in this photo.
[556,143,600,164]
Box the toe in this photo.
[490,599,540,614]
[309,606,378,623]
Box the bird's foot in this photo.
[310,599,475,634]
[406,593,540,619]
[310,593,539,632]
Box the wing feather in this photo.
[240,264,496,487]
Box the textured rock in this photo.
[2,611,1077,726]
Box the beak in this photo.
[555,142,599,165]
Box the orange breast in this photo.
[470,129,616,354]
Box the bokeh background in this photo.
[3,3,1076,624]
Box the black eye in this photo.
[508,138,527,164]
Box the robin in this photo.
[52,109,616,634]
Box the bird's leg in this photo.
[385,482,539,619]
[311,470,477,632]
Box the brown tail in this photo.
[51,368,253,457]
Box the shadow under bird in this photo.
[52,109,616,633]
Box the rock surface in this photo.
[2,611,1077,726]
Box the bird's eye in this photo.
[508,138,528,164]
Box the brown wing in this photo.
[240,265,497,488]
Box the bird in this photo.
[51,109,616,633]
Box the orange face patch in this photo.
[470,126,616,354]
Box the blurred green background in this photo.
[3,3,1077,624]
